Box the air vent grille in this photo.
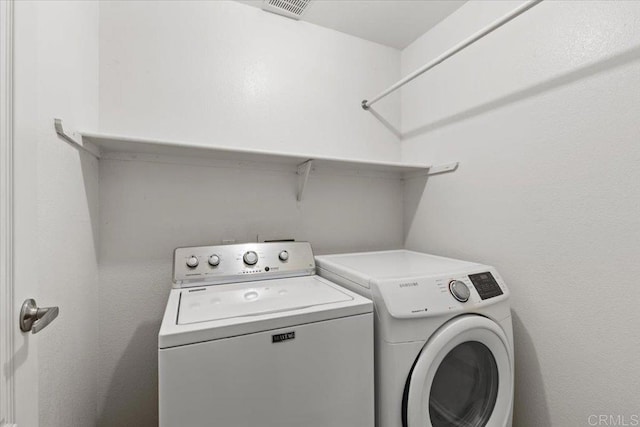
[262,0,312,20]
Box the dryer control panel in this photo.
[173,242,316,288]
[468,272,504,300]
[375,268,509,319]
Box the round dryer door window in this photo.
[429,341,498,426]
[403,315,513,427]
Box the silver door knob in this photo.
[19,299,59,334]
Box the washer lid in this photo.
[178,276,353,325]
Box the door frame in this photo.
[0,0,16,425]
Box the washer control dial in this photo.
[186,256,199,268]
[449,280,471,302]
[208,255,220,267]
[278,250,289,261]
[243,251,258,266]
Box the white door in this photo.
[404,315,513,427]
[3,0,100,423]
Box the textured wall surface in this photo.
[13,1,100,426]
[96,2,405,425]
[99,0,401,161]
[401,1,640,426]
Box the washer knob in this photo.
[243,251,258,266]
[449,280,470,302]
[208,255,220,267]
[279,250,289,261]
[186,256,199,268]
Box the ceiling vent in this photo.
[262,0,312,20]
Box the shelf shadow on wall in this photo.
[367,107,403,139]
[79,150,100,262]
[511,310,552,427]
[98,320,161,427]
[398,45,640,139]
[53,125,101,262]
[402,173,429,245]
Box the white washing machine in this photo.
[315,250,514,427]
[159,242,374,427]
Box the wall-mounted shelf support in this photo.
[54,119,100,158]
[296,159,313,202]
[427,162,459,176]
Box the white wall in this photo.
[99,0,401,161]
[401,1,640,426]
[96,2,404,425]
[14,0,100,426]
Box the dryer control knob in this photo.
[208,255,220,267]
[450,280,470,302]
[278,250,289,261]
[243,251,258,266]
[186,256,199,268]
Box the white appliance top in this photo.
[315,250,482,288]
[178,276,352,325]
[315,250,510,334]
[159,242,373,348]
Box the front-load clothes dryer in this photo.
[315,250,514,427]
[159,242,374,427]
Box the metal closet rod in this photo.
[361,0,544,110]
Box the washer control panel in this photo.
[173,242,316,288]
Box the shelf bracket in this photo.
[296,159,313,202]
[427,162,459,176]
[54,118,100,158]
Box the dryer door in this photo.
[404,315,513,427]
